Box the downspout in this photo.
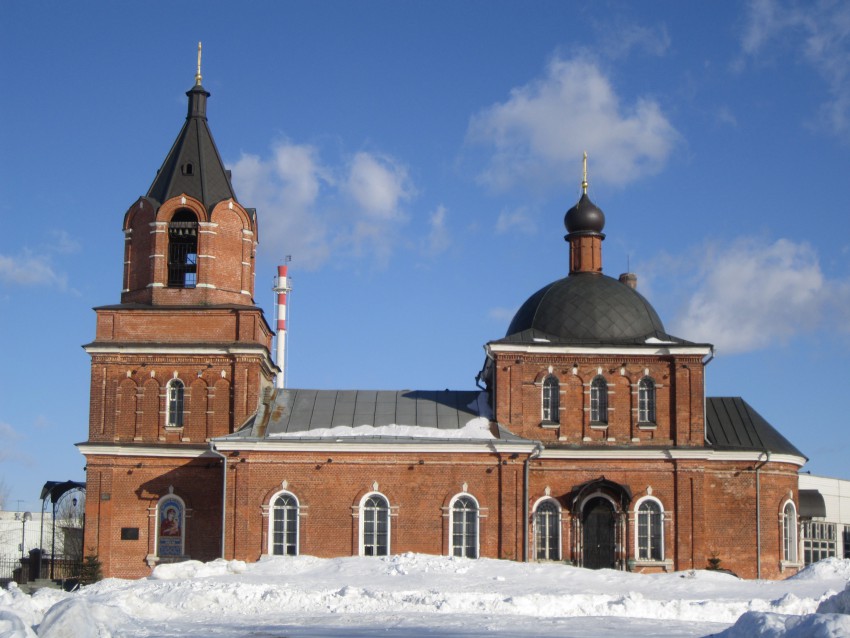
[523,443,544,562]
[754,450,770,579]
[209,445,228,560]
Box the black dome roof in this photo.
[564,192,605,235]
[505,272,671,343]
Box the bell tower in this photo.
[81,48,277,575]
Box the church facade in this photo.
[79,69,807,580]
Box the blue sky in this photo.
[2,1,850,511]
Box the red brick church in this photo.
[79,66,807,580]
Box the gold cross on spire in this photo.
[195,42,203,86]
[581,152,588,194]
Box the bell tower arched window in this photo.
[168,210,198,288]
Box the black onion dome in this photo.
[505,272,669,343]
[564,193,605,234]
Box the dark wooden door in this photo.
[582,497,616,569]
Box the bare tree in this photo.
[53,490,85,562]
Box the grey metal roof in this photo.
[799,489,827,517]
[500,272,689,346]
[705,397,805,458]
[220,389,530,444]
[146,83,237,210]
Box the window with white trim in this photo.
[637,377,656,424]
[270,491,299,556]
[636,498,663,561]
[802,520,836,565]
[782,501,797,563]
[534,499,561,561]
[166,379,185,427]
[542,375,559,423]
[451,494,479,558]
[360,493,390,556]
[590,376,608,424]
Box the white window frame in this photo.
[781,500,798,565]
[165,378,185,428]
[541,375,560,423]
[634,496,664,562]
[637,377,656,424]
[532,497,562,561]
[449,493,480,559]
[268,490,300,556]
[590,375,608,424]
[359,492,390,557]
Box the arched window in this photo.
[360,493,390,556]
[168,210,198,288]
[590,376,608,424]
[636,498,663,561]
[156,493,185,558]
[451,494,479,558]
[638,377,656,424]
[166,379,185,428]
[270,492,299,556]
[534,499,561,560]
[783,501,798,563]
[542,375,560,423]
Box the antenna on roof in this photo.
[195,42,203,86]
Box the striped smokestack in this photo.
[273,263,292,389]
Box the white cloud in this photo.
[231,143,331,270]
[466,55,680,192]
[495,206,537,235]
[345,152,413,219]
[670,238,832,353]
[739,0,850,137]
[230,144,415,270]
[0,252,67,288]
[601,23,671,59]
[488,307,517,323]
[422,205,450,256]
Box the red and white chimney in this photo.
[273,263,292,388]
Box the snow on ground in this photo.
[1,555,849,638]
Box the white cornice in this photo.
[212,439,535,454]
[84,344,271,356]
[487,344,712,357]
[539,448,805,466]
[77,443,213,458]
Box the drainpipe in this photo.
[523,443,544,562]
[754,450,771,579]
[209,445,228,559]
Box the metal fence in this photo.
[0,552,82,587]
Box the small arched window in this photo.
[270,491,299,556]
[542,375,560,423]
[590,376,608,424]
[360,493,390,556]
[168,209,198,288]
[451,494,479,558]
[636,498,663,561]
[534,499,561,560]
[166,379,185,428]
[638,377,656,424]
[783,501,798,563]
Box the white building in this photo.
[798,474,850,564]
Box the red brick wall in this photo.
[491,353,703,447]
